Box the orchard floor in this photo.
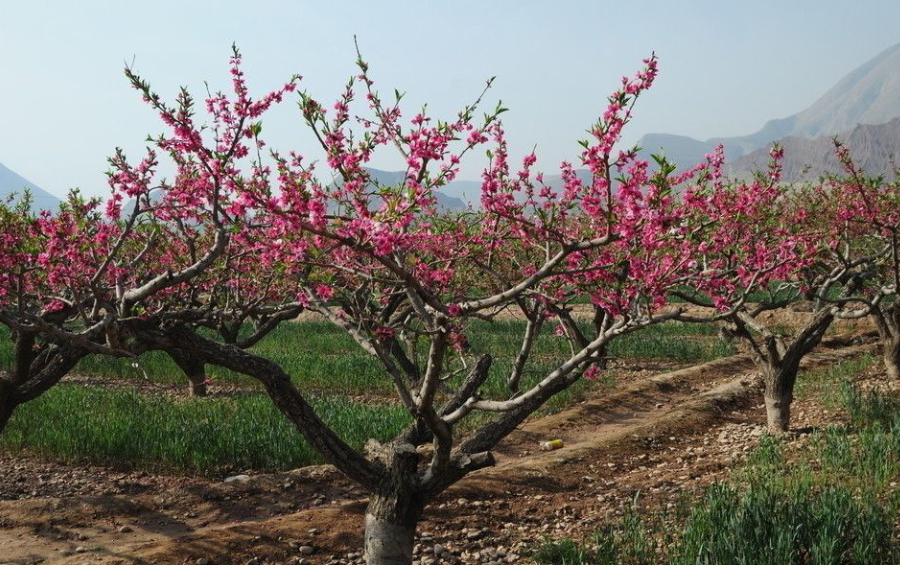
[0,330,882,565]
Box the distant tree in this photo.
[674,146,877,433]
[0,47,298,428]
[825,140,900,379]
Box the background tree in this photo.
[675,146,877,433]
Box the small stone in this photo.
[299,546,315,555]
[196,559,210,565]
[74,547,88,554]
[224,474,251,483]
[433,544,445,556]
[118,525,133,533]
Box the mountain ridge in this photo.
[638,42,900,171]
[728,117,900,182]
[0,161,61,211]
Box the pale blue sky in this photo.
[2,1,899,198]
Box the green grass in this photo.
[795,354,876,409]
[68,320,733,396]
[535,358,900,565]
[1,384,411,475]
[0,320,732,474]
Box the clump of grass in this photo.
[795,354,875,406]
[839,378,900,429]
[673,482,895,565]
[1,384,411,475]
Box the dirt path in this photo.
[0,332,879,565]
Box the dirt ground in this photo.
[0,328,881,565]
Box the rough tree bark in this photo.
[871,304,900,380]
[0,333,87,433]
[363,443,425,565]
[761,358,802,433]
[169,349,208,396]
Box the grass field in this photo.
[535,356,900,565]
[71,320,733,396]
[0,320,733,474]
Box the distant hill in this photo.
[638,42,900,171]
[728,117,900,182]
[331,168,468,211]
[0,161,60,211]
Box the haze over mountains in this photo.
[639,42,900,180]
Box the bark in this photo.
[763,388,793,434]
[761,362,800,434]
[0,340,88,434]
[364,511,417,565]
[363,443,425,565]
[883,336,900,381]
[0,384,15,432]
[169,350,208,397]
[871,308,900,380]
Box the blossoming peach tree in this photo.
[101,48,749,565]
[673,145,880,433]
[0,47,299,427]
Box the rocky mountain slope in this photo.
[729,117,900,182]
[639,42,900,171]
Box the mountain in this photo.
[0,161,60,211]
[638,42,900,171]
[728,117,900,182]
[332,168,468,211]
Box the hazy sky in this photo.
[2,1,899,199]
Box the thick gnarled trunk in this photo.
[883,336,900,380]
[363,492,424,565]
[363,440,426,565]
[761,362,800,434]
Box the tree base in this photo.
[363,513,415,565]
[764,394,791,434]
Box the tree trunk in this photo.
[363,495,422,565]
[186,372,208,397]
[0,384,16,434]
[170,351,208,397]
[763,388,792,434]
[363,440,426,565]
[762,363,799,434]
[882,336,900,381]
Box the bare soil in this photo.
[0,330,880,565]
